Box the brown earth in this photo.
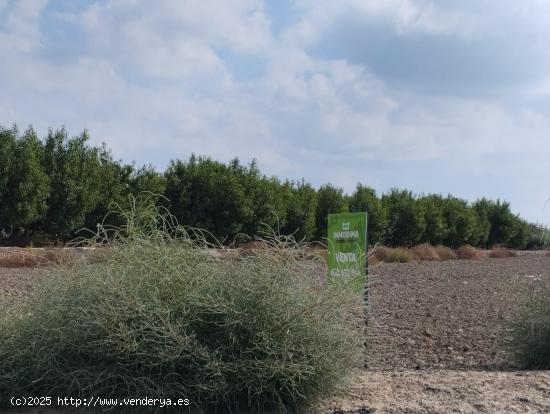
[366,256,550,371]
[1,255,550,413]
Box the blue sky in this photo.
[1,0,550,222]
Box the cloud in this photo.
[294,0,550,99]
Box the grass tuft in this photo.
[506,273,550,369]
[385,247,414,263]
[0,248,75,268]
[434,245,457,261]
[455,245,482,260]
[371,245,392,262]
[411,244,439,261]
[0,197,365,412]
[371,245,414,263]
[489,246,517,258]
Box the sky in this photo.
[1,0,549,223]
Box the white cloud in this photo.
[0,0,49,52]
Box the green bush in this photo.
[0,201,364,412]
[507,273,550,369]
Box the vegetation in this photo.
[434,245,457,261]
[455,245,483,260]
[412,243,439,261]
[507,273,550,369]
[489,247,517,258]
[385,247,415,263]
[0,199,365,412]
[0,125,543,248]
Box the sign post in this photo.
[327,212,368,293]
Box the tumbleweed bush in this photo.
[0,197,365,412]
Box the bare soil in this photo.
[318,370,550,413]
[1,254,550,413]
[366,256,550,371]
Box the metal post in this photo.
[364,207,369,368]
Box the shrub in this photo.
[385,247,414,263]
[0,202,364,412]
[0,248,73,268]
[434,245,457,261]
[371,245,413,263]
[371,245,392,262]
[489,246,517,258]
[506,273,550,369]
[411,243,439,261]
[455,245,482,260]
[367,254,380,266]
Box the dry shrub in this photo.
[489,246,518,258]
[238,239,270,250]
[0,248,74,268]
[385,247,414,263]
[435,245,457,261]
[411,244,439,261]
[372,245,392,262]
[455,245,482,260]
[0,199,365,413]
[367,254,380,266]
[371,246,413,263]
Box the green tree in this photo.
[314,184,348,240]
[0,127,17,232]
[348,184,387,244]
[418,194,447,245]
[164,156,254,241]
[440,196,478,247]
[130,165,166,196]
[509,219,529,249]
[470,199,492,247]
[280,180,318,241]
[236,160,285,237]
[0,127,49,232]
[83,146,135,231]
[382,189,426,246]
[474,198,519,247]
[40,129,104,239]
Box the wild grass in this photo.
[489,246,517,258]
[506,273,550,369]
[385,247,414,263]
[371,245,392,262]
[0,197,365,413]
[434,245,457,261]
[455,245,482,260]
[371,245,413,263]
[411,244,439,261]
[0,248,74,268]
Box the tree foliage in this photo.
[382,189,426,246]
[0,128,49,232]
[314,184,348,240]
[0,125,539,248]
[348,184,386,244]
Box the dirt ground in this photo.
[1,255,550,413]
[318,370,550,413]
[366,256,550,371]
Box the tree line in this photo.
[0,126,545,248]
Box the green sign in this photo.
[327,212,367,292]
